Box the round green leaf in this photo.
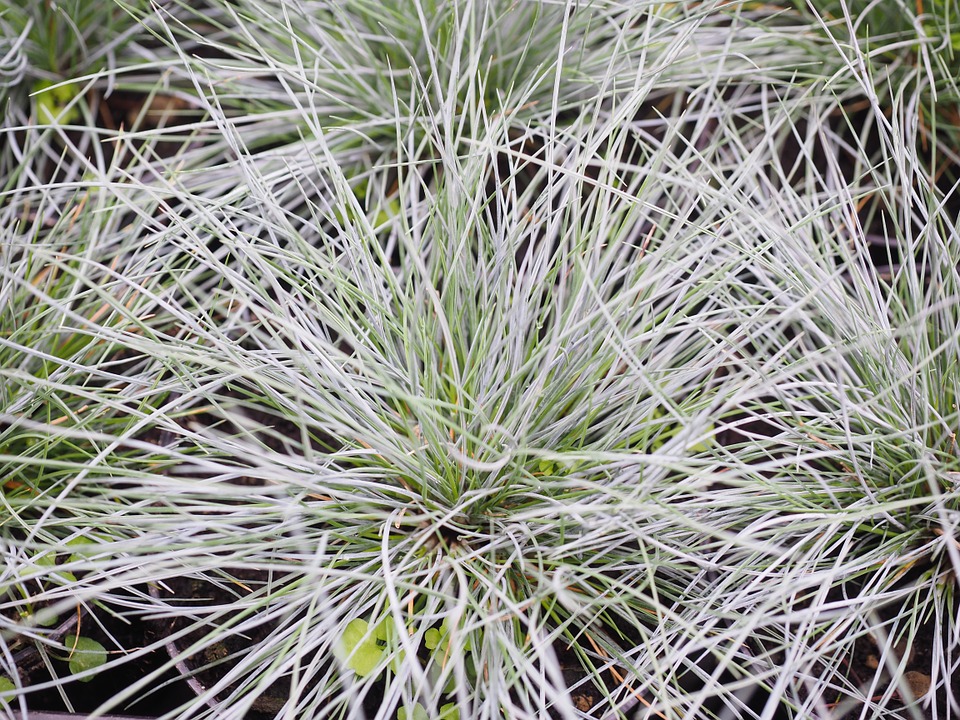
[335,619,383,677]
[397,703,429,720]
[64,636,107,680]
[424,627,443,651]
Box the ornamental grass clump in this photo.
[126,95,761,719]
[0,0,160,128]
[667,13,960,712]
[0,178,194,701]
[0,56,244,703]
[90,2,852,717]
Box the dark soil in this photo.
[9,586,951,719]
[150,572,610,720]
[6,592,195,716]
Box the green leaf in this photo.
[425,620,471,654]
[537,459,556,475]
[31,553,56,568]
[28,553,76,584]
[373,614,401,642]
[32,79,82,124]
[424,627,443,651]
[64,636,107,680]
[340,618,369,648]
[52,569,77,584]
[387,647,406,673]
[0,676,15,693]
[335,618,384,677]
[398,702,458,720]
[397,703,429,720]
[66,536,101,564]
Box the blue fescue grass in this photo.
[2,1,960,719]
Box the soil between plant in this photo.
[5,594,196,716]
[152,571,610,720]
[6,575,952,719]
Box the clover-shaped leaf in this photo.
[424,626,445,652]
[425,619,471,655]
[397,703,429,720]
[398,702,458,720]
[335,618,384,677]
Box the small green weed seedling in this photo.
[336,614,469,720]
[334,616,397,678]
[16,553,75,629]
[396,701,459,720]
[58,635,108,680]
[7,549,107,682]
